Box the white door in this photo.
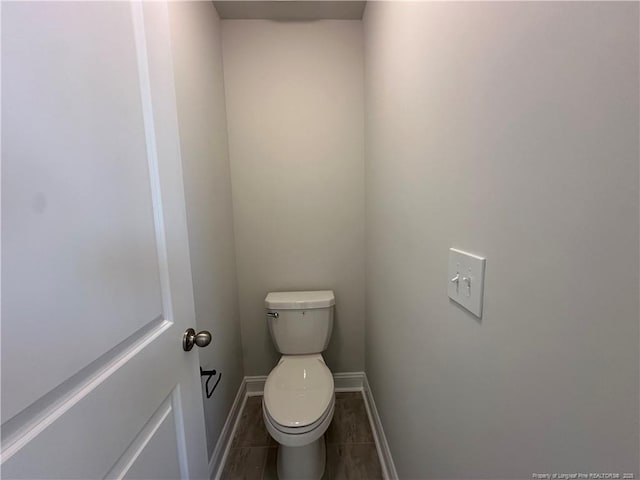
[1,1,209,478]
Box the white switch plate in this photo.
[448,248,486,317]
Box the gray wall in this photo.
[364,2,639,478]
[221,20,365,375]
[168,2,244,459]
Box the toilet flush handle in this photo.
[267,311,279,318]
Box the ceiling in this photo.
[213,1,366,20]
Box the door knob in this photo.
[183,328,212,351]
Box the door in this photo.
[1,1,209,478]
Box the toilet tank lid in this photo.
[265,290,335,309]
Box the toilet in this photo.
[262,290,336,480]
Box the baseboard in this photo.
[244,375,267,396]
[208,379,247,480]
[333,371,365,391]
[209,371,397,480]
[362,374,399,480]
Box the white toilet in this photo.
[262,290,335,480]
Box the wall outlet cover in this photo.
[448,248,486,317]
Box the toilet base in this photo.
[277,435,326,480]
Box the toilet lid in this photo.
[264,355,334,428]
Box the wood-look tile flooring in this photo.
[222,392,383,479]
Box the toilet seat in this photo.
[264,396,333,435]
[263,397,334,448]
[263,354,334,429]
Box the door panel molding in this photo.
[1,317,171,463]
[105,388,179,479]
[130,0,174,325]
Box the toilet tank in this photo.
[265,290,335,355]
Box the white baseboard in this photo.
[208,379,247,480]
[244,375,267,396]
[209,371,397,480]
[362,374,399,480]
[333,371,364,391]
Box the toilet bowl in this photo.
[263,355,334,480]
[262,291,335,480]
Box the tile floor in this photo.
[221,392,383,479]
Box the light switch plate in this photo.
[448,248,486,317]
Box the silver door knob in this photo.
[183,328,212,351]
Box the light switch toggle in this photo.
[462,276,471,296]
[450,273,460,293]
